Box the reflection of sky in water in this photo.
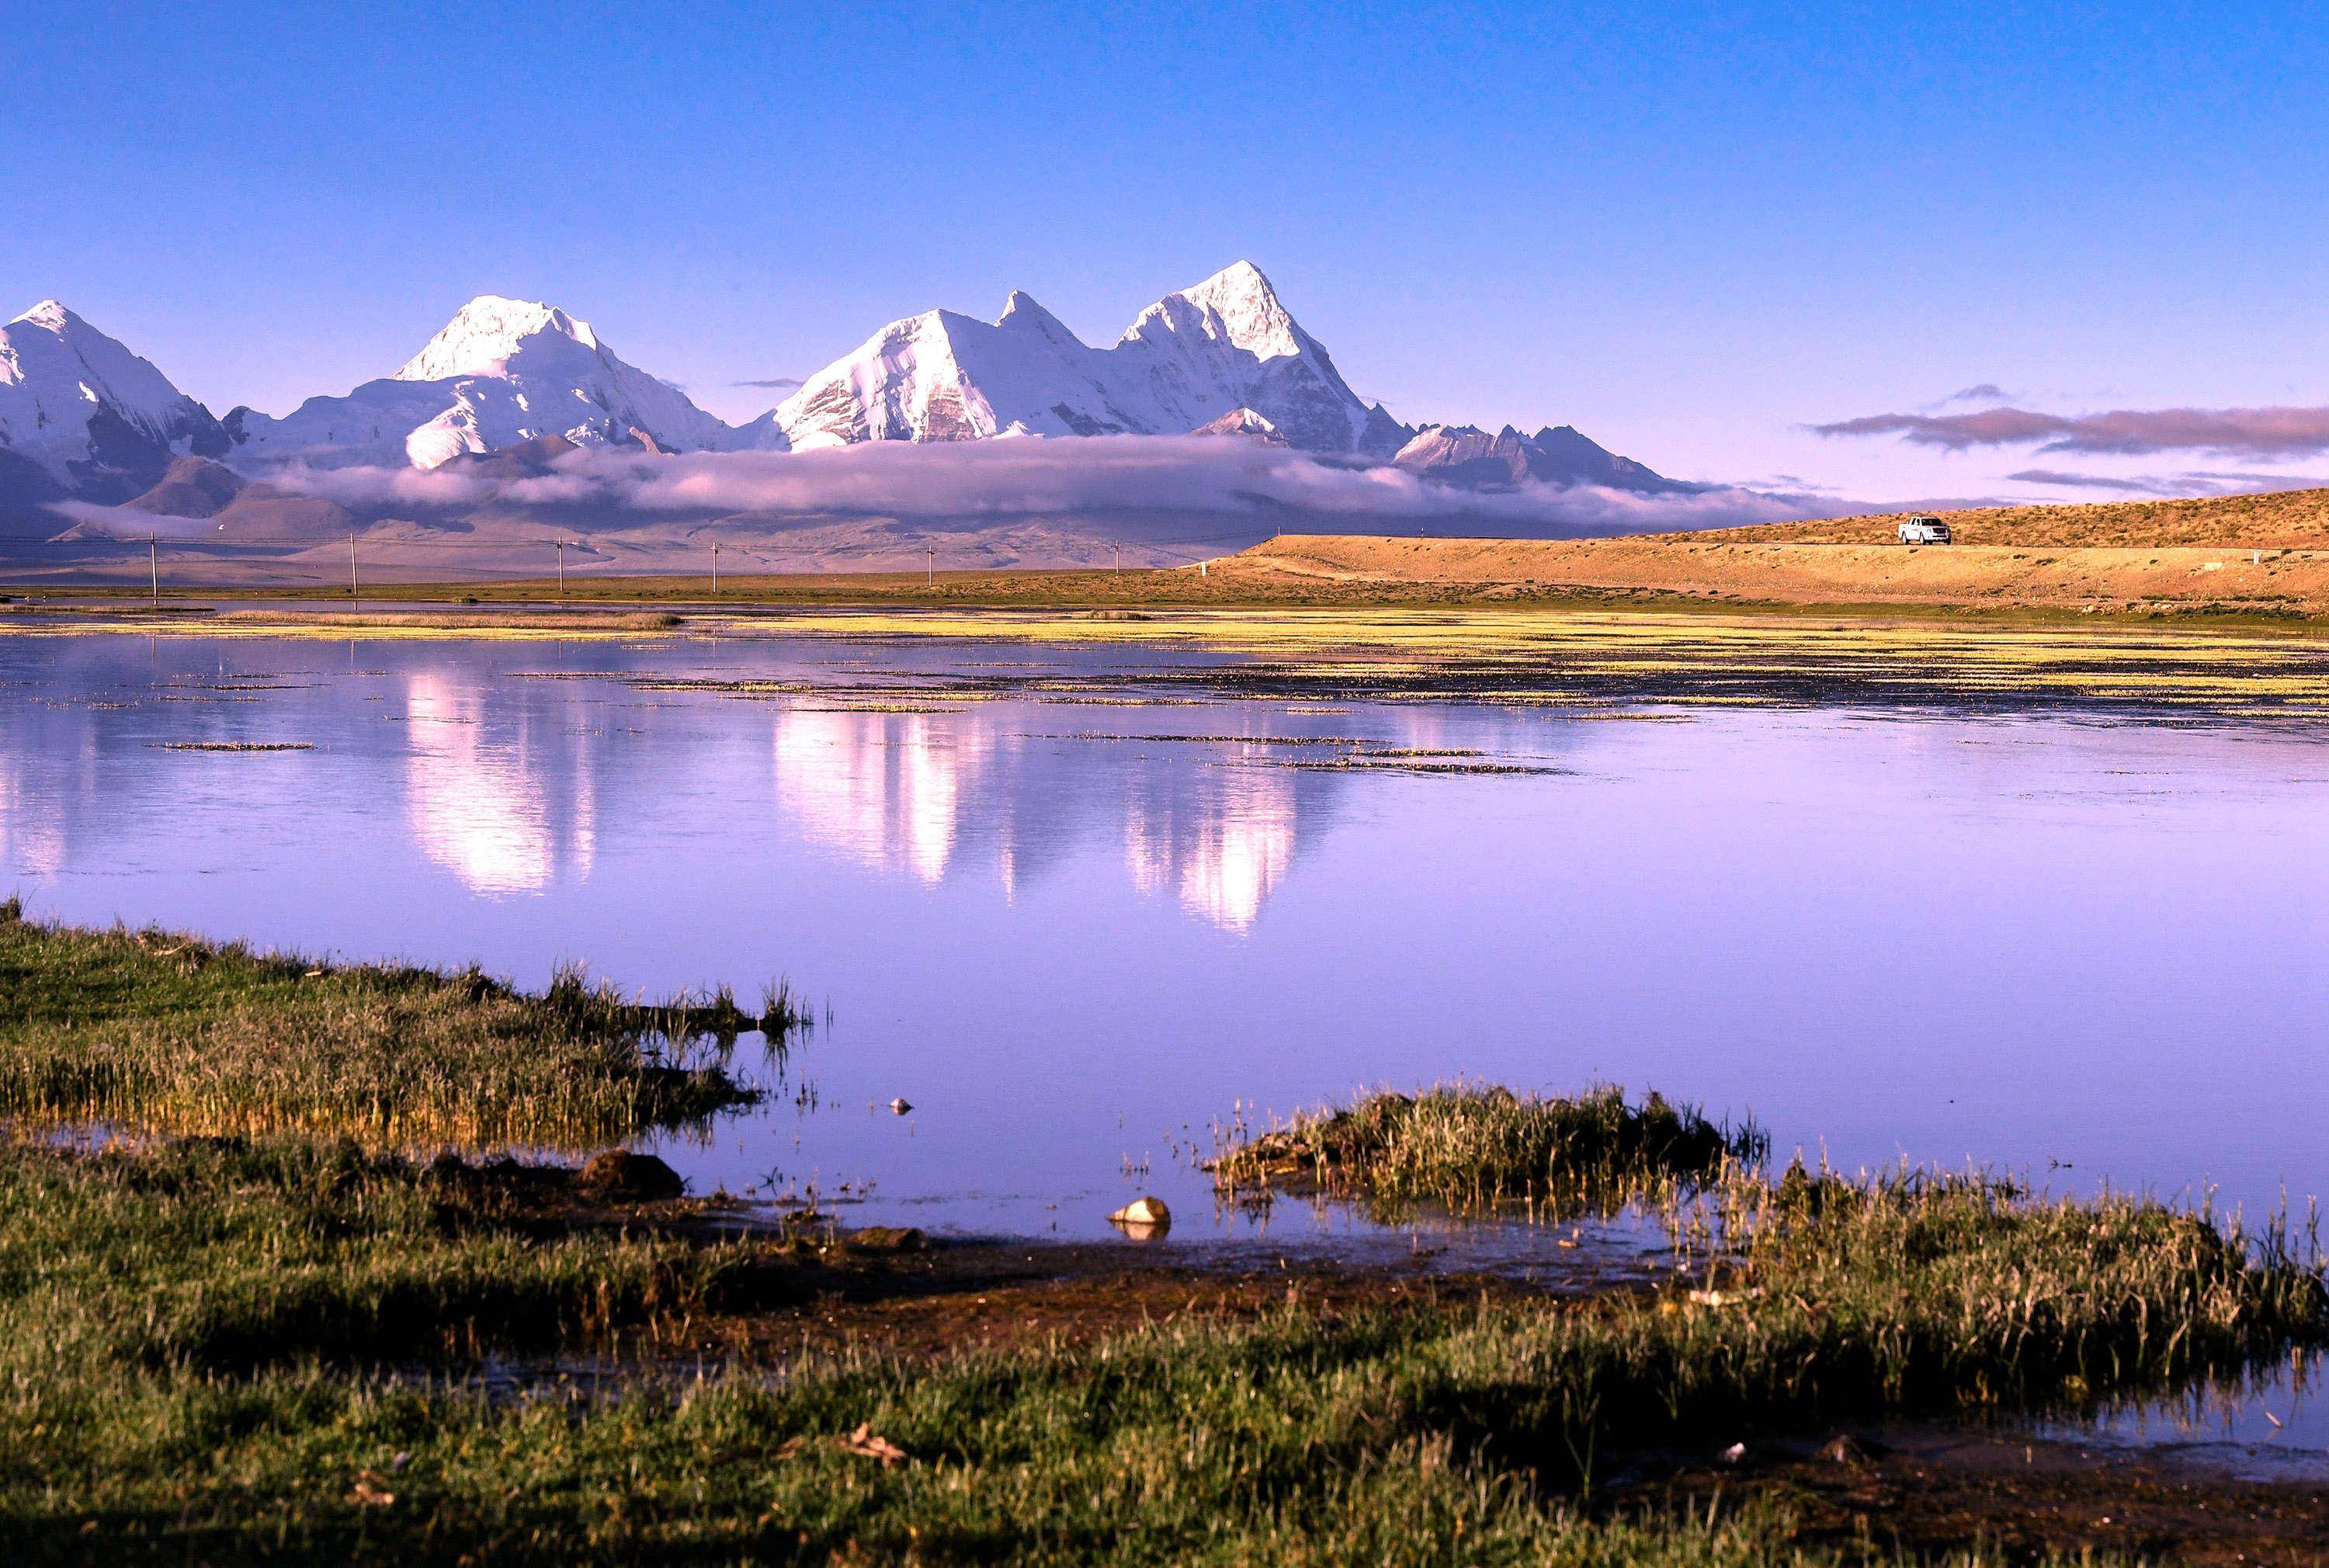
[4,630,2329,1268]
[2037,1353,2329,1482]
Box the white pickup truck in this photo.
[1897,515,1952,545]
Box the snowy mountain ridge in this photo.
[224,295,733,470]
[1,270,1687,519]
[1393,422,1691,494]
[772,262,1411,457]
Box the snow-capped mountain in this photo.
[1393,423,1688,494]
[224,296,734,470]
[1190,407,1289,444]
[4,269,1689,538]
[0,300,227,509]
[771,262,1408,456]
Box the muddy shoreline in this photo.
[568,1218,2329,1563]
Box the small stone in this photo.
[1821,1434,1888,1464]
[889,1098,913,1115]
[577,1150,684,1202]
[848,1226,927,1252]
[1108,1196,1171,1237]
[840,1424,908,1465]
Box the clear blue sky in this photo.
[7,0,2325,501]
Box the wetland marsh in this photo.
[5,601,2329,1558]
[4,606,2324,1240]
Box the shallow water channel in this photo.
[5,614,2327,1466]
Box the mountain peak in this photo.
[1191,407,1288,445]
[10,300,78,333]
[0,302,227,504]
[1149,260,1302,360]
[393,296,601,383]
[231,295,730,470]
[1187,259,1275,302]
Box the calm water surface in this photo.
[3,624,2324,1254]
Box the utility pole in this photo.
[925,544,934,588]
[349,536,359,609]
[557,541,566,597]
[1113,540,1122,574]
[148,533,158,606]
[711,543,720,595]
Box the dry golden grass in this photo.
[1696,484,2329,548]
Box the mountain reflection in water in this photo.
[2,624,2327,1263]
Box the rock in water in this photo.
[1108,1196,1171,1236]
[848,1226,927,1252]
[578,1150,684,1202]
[1820,1434,1889,1465]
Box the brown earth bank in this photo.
[1702,487,2329,548]
[1210,533,2329,619]
[533,1219,2329,1564]
[1201,485,2329,618]
[1648,1428,2329,1566]
[458,1204,2329,1565]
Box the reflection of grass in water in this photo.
[1061,731,1362,744]
[1211,1083,1763,1219]
[148,741,314,753]
[0,901,800,1150]
[783,703,964,713]
[1271,757,1566,775]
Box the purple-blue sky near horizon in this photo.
[5,0,2325,505]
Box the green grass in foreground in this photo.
[0,1128,2318,1563]
[1210,1083,1767,1216]
[0,899,799,1148]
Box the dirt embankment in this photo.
[1210,488,2329,616]
[1698,486,2329,548]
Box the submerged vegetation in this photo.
[0,899,801,1148]
[1210,1082,1766,1215]
[1,908,2324,1561]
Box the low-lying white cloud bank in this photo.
[258,436,1821,534]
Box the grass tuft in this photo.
[1210,1081,1767,1216]
[0,904,794,1149]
